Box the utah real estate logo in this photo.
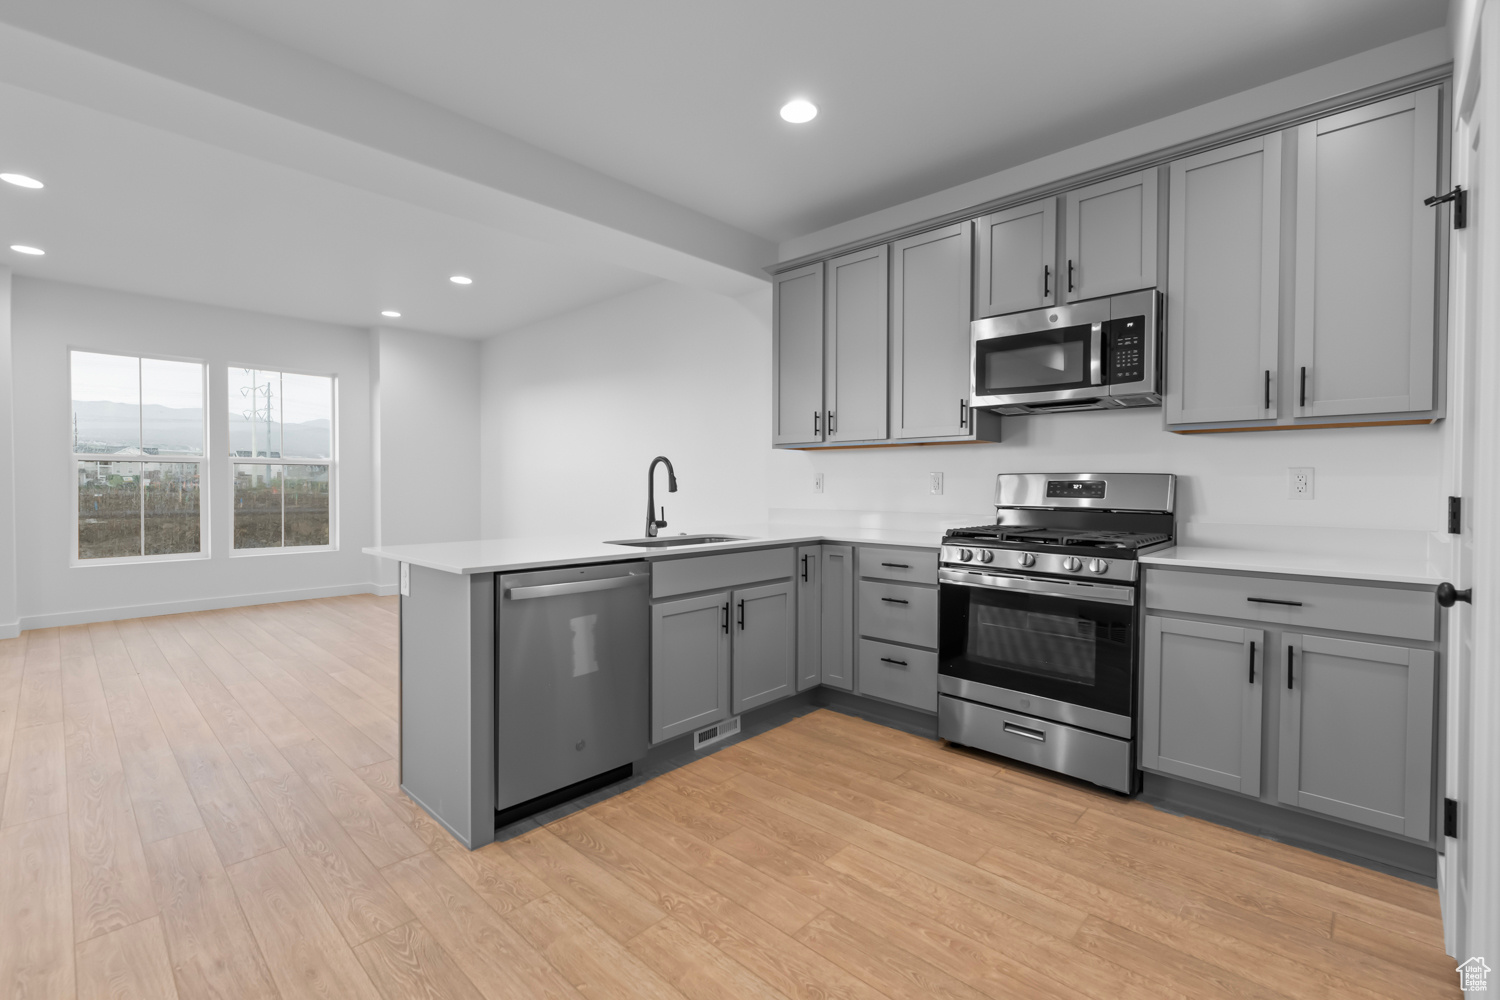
[1459,957,1490,992]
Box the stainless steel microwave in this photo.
[970,289,1162,414]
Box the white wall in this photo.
[372,326,481,551]
[480,281,772,539]
[11,277,382,627]
[0,268,16,637]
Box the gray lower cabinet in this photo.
[1279,634,1436,839]
[732,581,796,714]
[650,591,731,743]
[854,546,939,712]
[795,545,822,691]
[819,545,855,691]
[1141,617,1264,795]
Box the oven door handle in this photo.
[938,567,1136,606]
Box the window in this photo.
[72,351,206,561]
[229,368,334,550]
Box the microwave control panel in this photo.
[1105,316,1147,384]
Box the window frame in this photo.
[69,348,210,568]
[227,365,339,556]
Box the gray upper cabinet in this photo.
[772,262,825,446]
[1278,634,1435,839]
[1064,168,1159,302]
[1165,135,1282,425]
[974,199,1056,318]
[820,544,855,691]
[731,581,796,714]
[891,223,995,441]
[650,592,731,743]
[824,246,889,443]
[1293,89,1439,418]
[1141,616,1264,796]
[796,545,822,691]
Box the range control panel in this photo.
[1106,316,1147,384]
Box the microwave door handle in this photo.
[1090,323,1104,386]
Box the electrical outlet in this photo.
[812,473,824,494]
[930,472,944,495]
[1288,467,1314,499]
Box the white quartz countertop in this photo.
[1140,521,1451,587]
[364,522,945,575]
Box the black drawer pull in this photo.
[880,562,910,569]
[879,657,908,666]
[1248,640,1256,684]
[880,597,910,605]
[1287,645,1295,690]
[1247,597,1303,607]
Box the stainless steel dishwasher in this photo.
[495,560,650,824]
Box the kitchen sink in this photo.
[605,534,751,548]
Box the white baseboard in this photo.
[0,621,18,640]
[17,582,397,631]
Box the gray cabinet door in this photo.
[974,199,1056,318]
[1292,89,1439,418]
[1141,617,1264,795]
[732,581,796,714]
[892,223,974,439]
[824,245,888,443]
[796,545,822,691]
[1064,168,1159,301]
[772,262,825,446]
[1165,135,1282,424]
[650,591,730,743]
[1278,634,1436,838]
[820,544,854,691]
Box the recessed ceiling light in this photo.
[0,173,43,189]
[449,275,473,285]
[780,99,818,124]
[381,310,402,318]
[9,244,44,255]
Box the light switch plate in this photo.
[813,473,824,494]
[1288,467,1314,499]
[400,562,410,596]
[930,472,944,495]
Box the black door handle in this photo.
[737,599,746,630]
[721,603,729,634]
[1067,259,1075,293]
[813,410,820,436]
[1287,646,1294,690]
[1248,640,1256,684]
[959,399,967,429]
[1300,366,1308,407]
[801,554,809,582]
[1043,264,1051,298]
[1264,370,1271,410]
[1437,582,1473,607]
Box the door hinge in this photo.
[1444,797,1459,838]
[1424,185,1467,229]
[1448,496,1463,535]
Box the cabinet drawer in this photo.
[858,546,939,585]
[858,639,938,712]
[1145,568,1436,642]
[858,581,938,648]
[652,547,793,599]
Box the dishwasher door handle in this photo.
[506,575,647,601]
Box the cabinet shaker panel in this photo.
[1064,169,1159,301]
[974,200,1056,318]
[892,223,974,439]
[772,263,825,445]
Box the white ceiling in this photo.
[177,0,1447,241]
[0,0,1450,338]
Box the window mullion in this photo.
[138,358,146,556]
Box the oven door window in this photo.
[939,582,1134,717]
[974,323,1097,397]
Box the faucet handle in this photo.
[655,505,667,527]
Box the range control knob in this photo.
[958,549,974,562]
[1089,558,1110,574]
[1062,557,1084,573]
[1017,552,1036,568]
[979,550,995,564]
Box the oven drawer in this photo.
[858,546,939,585]
[858,581,938,648]
[1144,568,1436,642]
[938,695,1134,793]
[858,640,938,712]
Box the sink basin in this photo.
[605,534,751,548]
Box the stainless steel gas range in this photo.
[937,472,1176,793]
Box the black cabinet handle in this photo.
[737,600,745,630]
[828,410,836,435]
[1287,646,1295,690]
[880,597,909,605]
[880,657,908,666]
[1264,370,1271,410]
[1248,640,1256,684]
[1300,366,1308,407]
[959,399,967,429]
[1043,264,1051,298]
[880,562,910,569]
[1067,259,1075,293]
[800,554,809,582]
[1247,597,1303,607]
[813,411,820,436]
[1437,582,1473,607]
[721,603,729,634]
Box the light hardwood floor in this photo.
[0,595,1461,999]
